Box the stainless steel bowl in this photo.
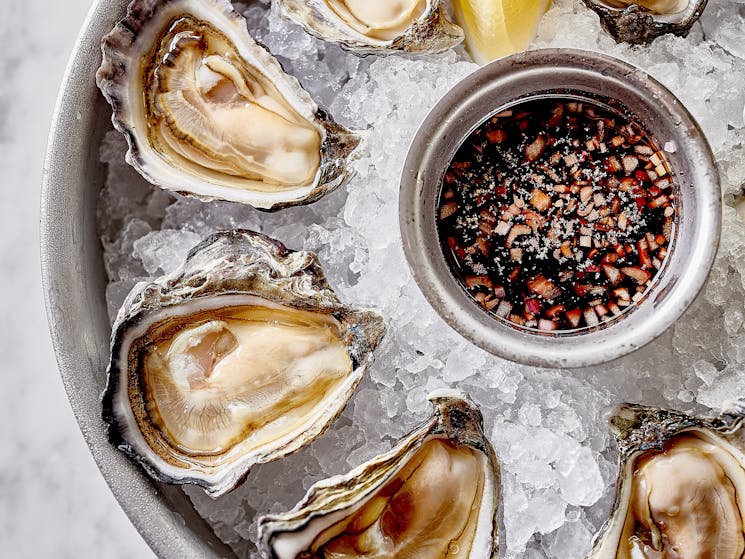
[399,49,721,368]
[41,1,235,557]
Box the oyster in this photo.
[588,402,745,558]
[96,0,362,210]
[583,0,709,44]
[258,390,500,558]
[104,230,386,497]
[276,0,464,55]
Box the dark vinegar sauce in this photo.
[437,97,677,332]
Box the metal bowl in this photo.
[399,49,721,368]
[41,1,236,557]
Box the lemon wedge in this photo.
[453,0,551,64]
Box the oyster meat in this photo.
[276,0,464,55]
[258,390,500,558]
[583,0,709,44]
[104,230,386,497]
[96,0,362,210]
[588,402,745,558]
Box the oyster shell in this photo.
[104,230,386,497]
[276,0,464,55]
[96,0,362,210]
[258,390,500,558]
[583,0,709,44]
[588,402,745,558]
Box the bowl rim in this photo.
[40,0,236,556]
[399,48,721,368]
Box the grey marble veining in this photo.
[0,1,154,556]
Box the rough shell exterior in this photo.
[277,0,464,56]
[583,0,709,44]
[257,389,500,558]
[609,402,745,457]
[96,0,362,210]
[103,230,387,496]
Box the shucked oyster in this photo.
[104,230,386,497]
[277,0,464,56]
[96,0,361,210]
[258,390,500,558]
[583,0,709,44]
[588,402,745,558]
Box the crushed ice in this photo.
[97,0,745,557]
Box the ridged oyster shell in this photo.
[103,230,386,497]
[96,0,362,210]
[588,402,745,558]
[276,0,464,56]
[583,0,709,44]
[258,390,500,558]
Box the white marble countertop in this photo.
[0,1,154,556]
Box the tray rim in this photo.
[40,0,236,556]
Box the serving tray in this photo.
[42,0,745,557]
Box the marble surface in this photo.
[0,1,155,557]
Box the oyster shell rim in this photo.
[276,0,464,56]
[102,229,387,497]
[95,0,363,211]
[257,389,501,559]
[588,402,745,558]
[581,0,710,44]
